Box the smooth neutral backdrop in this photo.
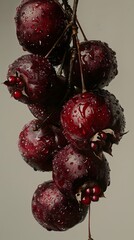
[0,1,134,240]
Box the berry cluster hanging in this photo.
[4,0,126,239]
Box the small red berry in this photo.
[13,90,22,100]
[91,142,98,152]
[8,76,16,85]
[91,195,99,202]
[16,77,21,82]
[92,185,101,196]
[81,196,91,205]
[16,78,24,88]
[85,188,91,195]
[100,132,107,141]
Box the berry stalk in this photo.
[45,22,72,59]
[75,35,86,92]
[72,0,79,23]
[88,206,94,240]
[62,0,87,41]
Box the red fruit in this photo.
[18,119,67,171]
[92,185,102,196]
[85,188,91,195]
[81,196,91,205]
[15,0,70,65]
[64,40,118,89]
[53,144,110,198]
[5,54,57,104]
[61,89,125,154]
[81,184,102,205]
[27,102,63,126]
[32,181,88,231]
[91,195,99,202]
[8,76,17,85]
[27,75,67,123]
[13,89,23,100]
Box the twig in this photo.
[88,206,94,240]
[45,22,72,59]
[72,0,79,23]
[76,35,86,92]
[77,19,88,41]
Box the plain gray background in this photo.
[0,0,134,239]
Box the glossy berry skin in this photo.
[27,102,61,125]
[53,144,110,198]
[5,54,57,104]
[18,119,67,171]
[61,89,125,152]
[65,40,118,89]
[27,77,81,124]
[92,185,102,195]
[32,181,88,231]
[81,185,102,205]
[27,75,67,123]
[15,0,69,65]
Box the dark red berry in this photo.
[90,142,99,152]
[99,131,107,141]
[18,119,67,171]
[15,0,70,65]
[32,181,88,231]
[13,90,22,99]
[92,185,101,196]
[6,54,58,104]
[61,89,125,154]
[53,144,110,198]
[8,75,17,85]
[64,40,118,89]
[18,80,24,88]
[91,195,99,202]
[85,188,91,195]
[81,196,91,205]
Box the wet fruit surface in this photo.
[5,54,57,104]
[4,0,126,239]
[15,0,69,65]
[18,119,67,171]
[32,181,88,231]
[64,40,118,89]
[53,144,110,197]
[61,89,125,152]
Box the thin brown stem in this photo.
[67,43,76,88]
[62,0,87,41]
[88,206,94,240]
[72,0,79,23]
[71,0,87,93]
[65,0,79,88]
[45,22,72,59]
[76,36,86,93]
[76,19,88,41]
[57,51,67,76]
[45,1,80,59]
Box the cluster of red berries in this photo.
[4,0,126,238]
